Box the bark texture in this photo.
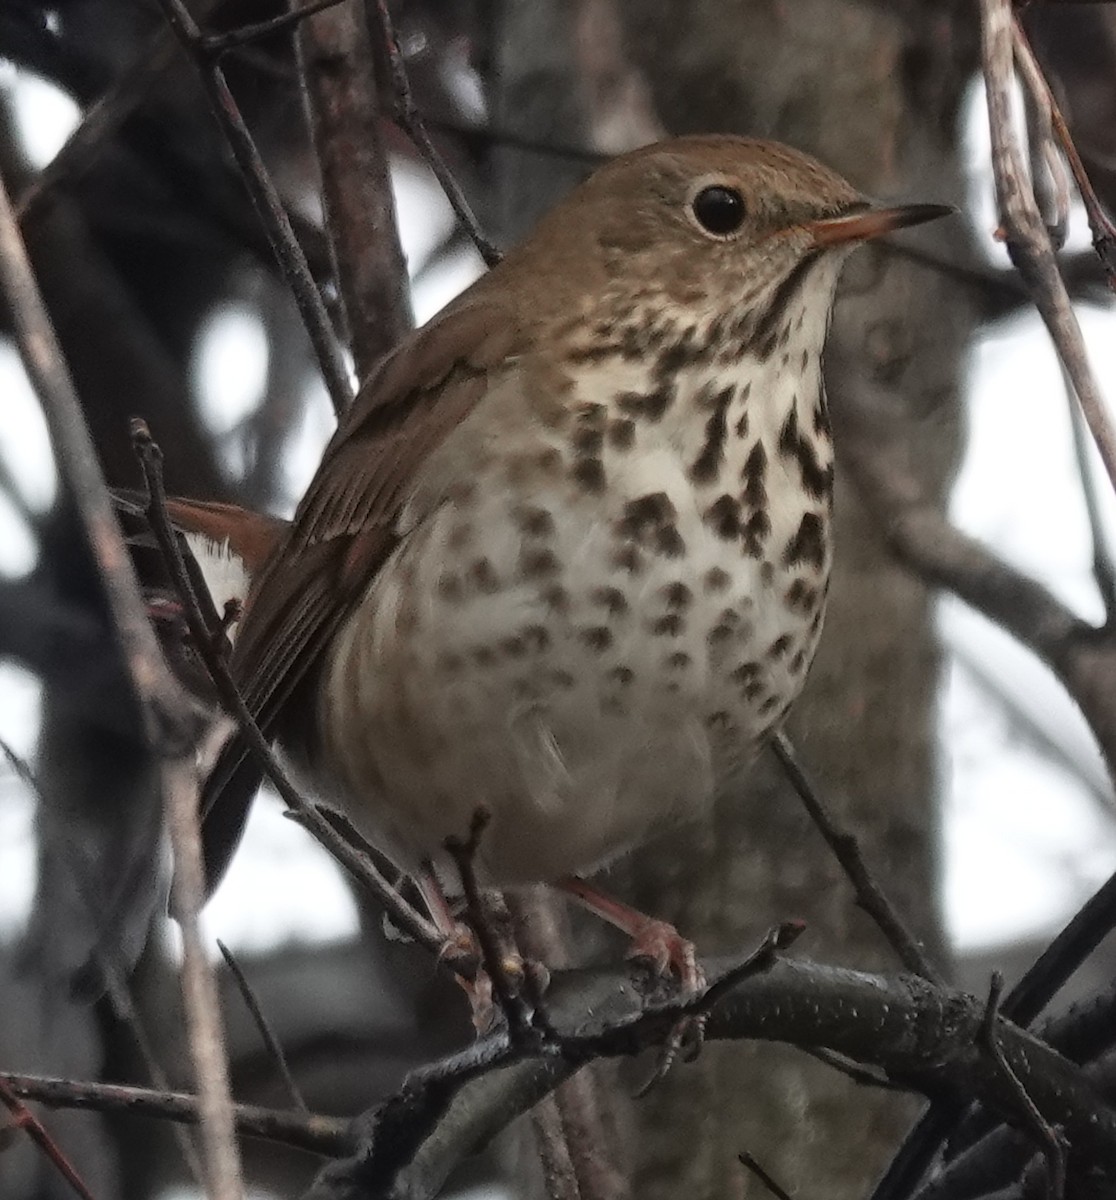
[493,2,979,1195]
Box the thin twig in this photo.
[1012,16,1116,286]
[445,810,542,1049]
[978,973,1066,1200]
[364,0,502,267]
[982,0,1116,499]
[217,941,308,1112]
[802,1047,906,1092]
[0,736,39,794]
[202,0,347,55]
[0,160,194,754]
[0,1077,98,1200]
[770,733,942,984]
[739,1151,795,1200]
[1062,360,1116,623]
[0,1074,350,1157]
[156,0,354,417]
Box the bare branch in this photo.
[1013,16,1116,284]
[0,1074,350,1157]
[294,0,413,379]
[771,733,942,984]
[982,0,1116,498]
[217,940,308,1113]
[978,974,1066,1200]
[364,0,502,267]
[155,0,354,417]
[1062,359,1116,621]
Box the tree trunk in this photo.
[493,2,979,1195]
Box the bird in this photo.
[179,135,948,984]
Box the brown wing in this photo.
[201,298,520,892]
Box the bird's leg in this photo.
[557,876,705,993]
[416,864,479,965]
[417,865,527,1034]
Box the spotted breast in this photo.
[318,259,838,886]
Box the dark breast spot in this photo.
[660,582,693,610]
[742,510,771,559]
[591,586,629,616]
[519,546,561,579]
[783,511,828,571]
[703,494,741,540]
[611,544,644,575]
[469,558,500,594]
[570,403,607,493]
[516,505,555,538]
[768,634,791,659]
[704,566,732,593]
[778,407,834,500]
[541,583,570,613]
[650,613,685,636]
[572,458,606,493]
[740,441,768,509]
[437,572,464,603]
[522,624,552,651]
[607,417,636,450]
[580,626,613,652]
[617,492,686,559]
[688,383,735,484]
[617,382,675,422]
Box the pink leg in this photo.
[558,876,705,993]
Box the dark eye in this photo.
[692,185,746,236]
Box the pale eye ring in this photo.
[691,185,747,237]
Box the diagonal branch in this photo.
[155,0,353,417]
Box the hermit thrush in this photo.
[195,135,948,978]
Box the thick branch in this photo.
[295,0,412,380]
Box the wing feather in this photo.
[200,299,520,891]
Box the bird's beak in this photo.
[805,202,954,248]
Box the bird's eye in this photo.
[691,185,746,237]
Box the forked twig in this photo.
[1012,16,1116,286]
[982,0,1116,499]
[978,973,1066,1200]
[365,0,502,267]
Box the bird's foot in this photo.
[625,917,706,995]
[556,876,705,994]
